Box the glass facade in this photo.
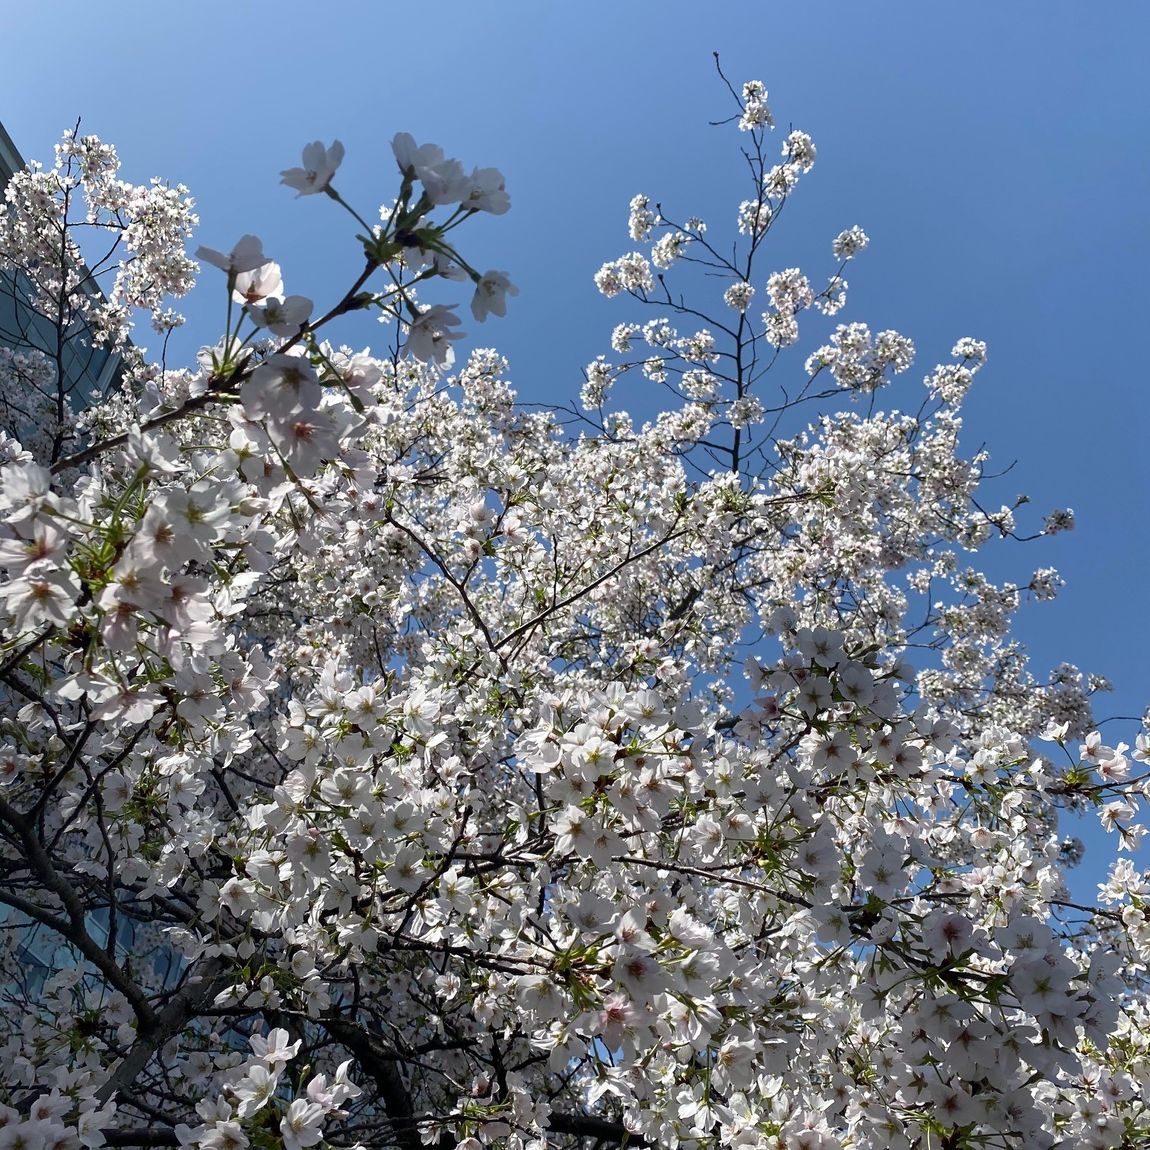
[0,120,128,996]
[0,119,124,410]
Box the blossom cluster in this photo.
[0,69,1146,1150]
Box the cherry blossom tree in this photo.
[0,62,1147,1150]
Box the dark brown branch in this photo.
[102,1132,179,1148]
[323,1017,432,1150]
[548,1113,649,1146]
[0,794,158,1031]
[94,954,230,1104]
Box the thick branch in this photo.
[0,794,158,1031]
[323,1017,432,1150]
[102,1133,179,1148]
[547,1113,649,1146]
[50,387,229,474]
[94,954,230,1105]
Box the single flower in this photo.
[280,1099,325,1150]
[404,304,464,366]
[392,132,448,181]
[250,1027,301,1068]
[281,140,345,196]
[463,166,510,214]
[196,235,268,275]
[240,354,321,421]
[470,270,518,322]
[391,133,470,204]
[233,262,285,306]
[250,294,313,337]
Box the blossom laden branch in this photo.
[0,68,1146,1150]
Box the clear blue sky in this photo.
[4,2,1147,890]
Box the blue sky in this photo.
[3,2,1147,889]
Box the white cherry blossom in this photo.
[280,140,345,197]
[0,68,1145,1150]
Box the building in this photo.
[0,116,124,435]
[0,118,131,1003]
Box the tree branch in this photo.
[0,794,158,1032]
[94,953,230,1105]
